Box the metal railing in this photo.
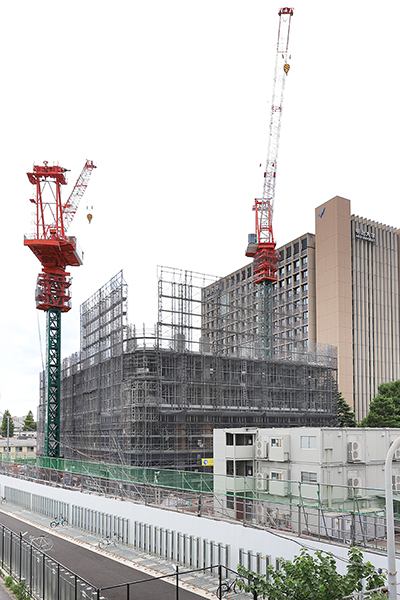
[0,520,242,600]
[0,524,98,600]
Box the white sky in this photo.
[0,0,399,417]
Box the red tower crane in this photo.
[246,7,294,356]
[24,160,96,457]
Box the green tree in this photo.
[360,396,400,428]
[237,547,386,600]
[22,410,36,431]
[337,391,357,427]
[1,411,14,438]
[360,380,400,427]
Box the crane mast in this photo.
[24,160,96,457]
[246,7,294,356]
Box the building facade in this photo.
[213,426,400,525]
[37,270,338,469]
[202,196,400,420]
[201,233,315,357]
[315,196,400,419]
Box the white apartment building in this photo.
[213,427,400,515]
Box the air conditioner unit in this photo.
[348,476,362,496]
[347,441,361,462]
[392,474,400,492]
[256,472,267,491]
[256,439,267,459]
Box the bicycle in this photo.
[29,535,54,551]
[0,497,6,505]
[217,577,241,598]
[50,515,67,528]
[98,533,123,550]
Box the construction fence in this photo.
[0,458,397,555]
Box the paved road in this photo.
[0,511,210,600]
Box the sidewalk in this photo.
[0,579,15,600]
[0,501,251,600]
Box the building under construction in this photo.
[38,268,338,470]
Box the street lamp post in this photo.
[385,436,400,599]
[6,416,9,462]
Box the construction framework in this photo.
[37,268,338,469]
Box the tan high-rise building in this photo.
[202,196,400,421]
[315,196,400,420]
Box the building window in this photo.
[301,238,307,252]
[227,460,234,475]
[287,276,292,286]
[301,435,317,449]
[270,438,282,448]
[293,242,299,256]
[279,267,285,277]
[226,433,233,446]
[302,256,308,267]
[303,311,308,320]
[286,246,292,259]
[226,494,235,509]
[286,264,292,274]
[301,472,317,483]
[270,472,282,480]
[302,283,308,292]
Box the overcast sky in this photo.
[0,0,399,418]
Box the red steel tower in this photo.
[24,160,96,457]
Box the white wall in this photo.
[0,474,396,576]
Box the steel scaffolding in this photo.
[38,268,338,469]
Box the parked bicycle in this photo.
[98,533,123,550]
[29,535,54,552]
[217,577,241,598]
[0,497,6,505]
[50,515,67,528]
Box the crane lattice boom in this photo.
[63,160,96,232]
